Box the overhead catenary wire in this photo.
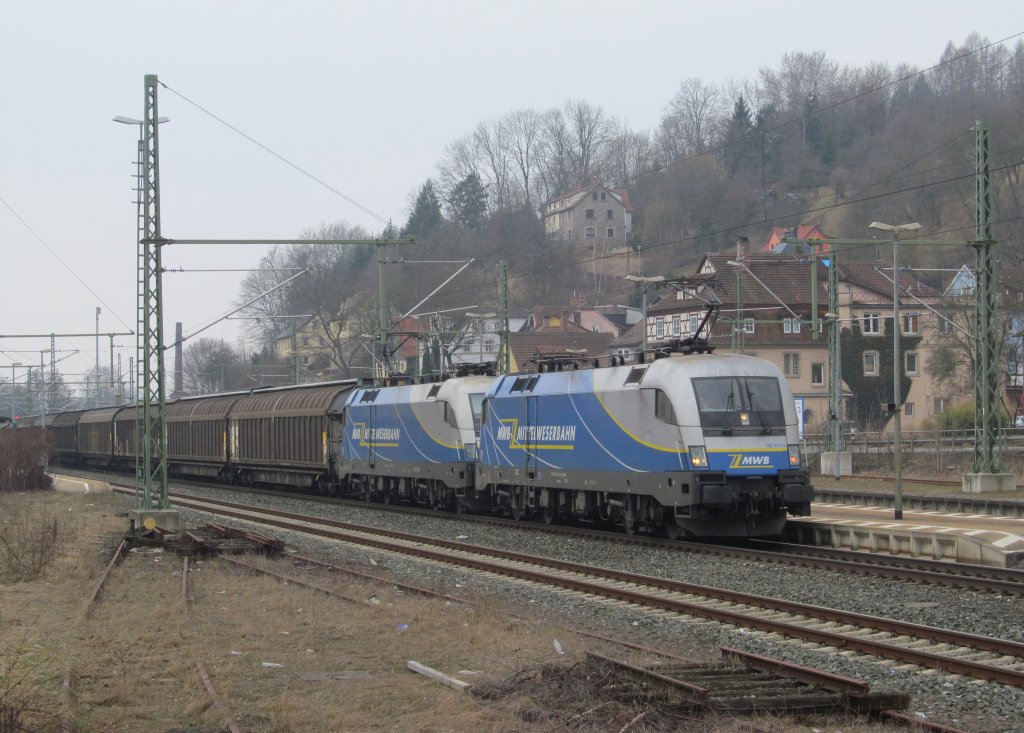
[158,81,391,227]
[394,162,1024,313]
[0,194,134,332]
[380,34,1024,317]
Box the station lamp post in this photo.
[868,221,921,520]
[9,362,21,422]
[625,275,665,355]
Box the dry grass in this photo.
[0,492,908,732]
[0,495,81,583]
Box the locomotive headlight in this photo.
[689,445,708,468]
[739,411,750,426]
[788,445,801,466]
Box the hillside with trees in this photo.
[234,33,1024,380]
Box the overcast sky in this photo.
[1,1,1020,392]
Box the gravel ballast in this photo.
[168,484,1024,732]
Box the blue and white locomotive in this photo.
[473,353,810,537]
[339,375,495,511]
[337,350,811,538]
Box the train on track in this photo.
[28,340,813,538]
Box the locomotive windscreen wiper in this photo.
[721,390,735,435]
[745,385,773,434]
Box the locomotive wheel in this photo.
[542,504,556,524]
[663,519,681,540]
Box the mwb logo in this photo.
[730,454,771,468]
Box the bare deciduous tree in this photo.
[182,338,238,395]
[564,98,612,185]
[659,78,724,158]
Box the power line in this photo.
[0,195,134,331]
[158,81,390,227]
[406,162,1024,309]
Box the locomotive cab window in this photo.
[647,389,677,424]
[427,384,441,399]
[442,401,459,428]
[692,377,785,433]
[468,392,485,432]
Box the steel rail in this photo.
[86,471,1024,595]
[143,490,1024,688]
[194,658,243,733]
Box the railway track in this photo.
[218,534,959,728]
[117,484,1024,690]
[71,469,1024,596]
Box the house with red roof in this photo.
[543,184,633,245]
[762,224,829,253]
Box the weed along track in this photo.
[149,487,1024,690]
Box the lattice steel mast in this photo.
[972,121,1004,475]
[138,74,170,510]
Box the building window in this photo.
[302,356,310,367]
[585,208,595,219]
[607,227,615,238]
[689,314,699,334]
[903,312,920,334]
[743,318,755,334]
[672,316,680,336]
[302,336,310,347]
[783,318,802,334]
[600,192,606,201]
[904,402,915,417]
[863,313,880,334]
[585,227,595,237]
[811,362,825,386]
[905,351,919,375]
[317,336,325,346]
[606,209,614,220]
[934,397,950,413]
[938,317,954,334]
[783,353,800,377]
[592,192,598,200]
[863,351,879,376]
[655,318,664,339]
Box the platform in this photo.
[785,512,1024,568]
[49,475,112,493]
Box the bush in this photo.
[0,501,72,584]
[928,402,1013,432]
[930,402,977,432]
[0,430,51,492]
